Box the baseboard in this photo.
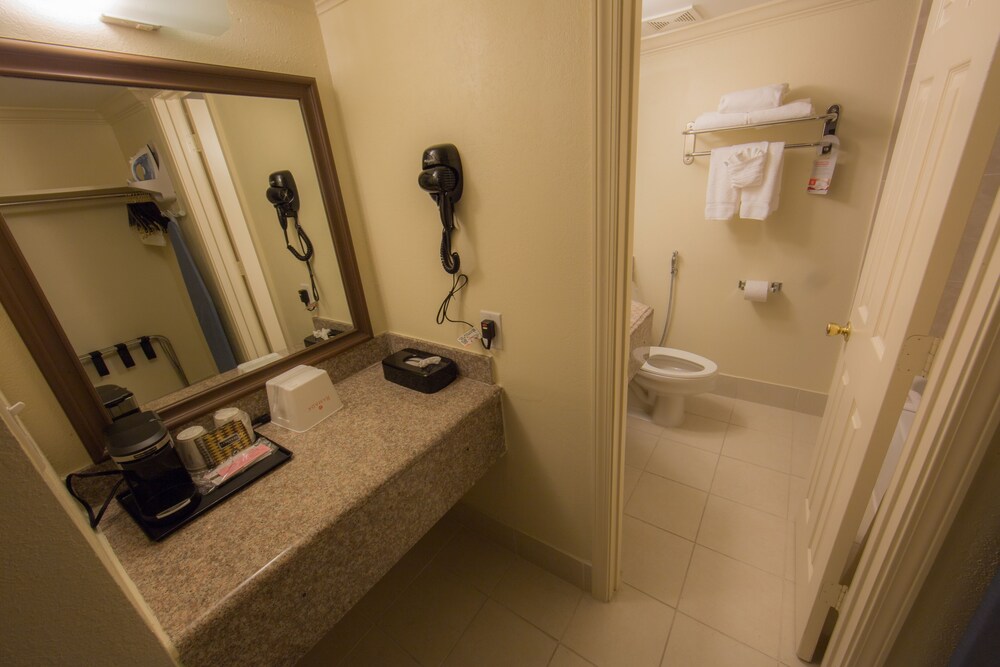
[713,373,827,415]
[446,502,592,593]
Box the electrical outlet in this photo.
[479,310,503,350]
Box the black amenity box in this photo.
[381,348,458,393]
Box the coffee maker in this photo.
[106,411,198,523]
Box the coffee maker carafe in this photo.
[106,411,197,523]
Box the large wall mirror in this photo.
[0,40,372,462]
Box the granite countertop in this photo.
[630,300,653,334]
[629,301,654,381]
[98,363,505,666]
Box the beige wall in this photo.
[318,0,598,559]
[206,93,352,345]
[634,0,919,392]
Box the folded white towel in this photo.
[691,111,748,131]
[747,99,814,124]
[725,142,769,188]
[739,142,785,220]
[705,146,741,220]
[718,83,788,113]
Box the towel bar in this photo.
[683,104,840,164]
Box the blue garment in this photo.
[165,216,237,372]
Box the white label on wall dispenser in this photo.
[457,327,481,347]
[807,135,839,195]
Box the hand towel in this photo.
[747,99,814,124]
[724,142,769,188]
[718,83,788,113]
[739,142,785,220]
[705,146,741,220]
[691,111,748,131]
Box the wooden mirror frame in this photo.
[0,39,372,462]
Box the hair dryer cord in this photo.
[283,216,314,262]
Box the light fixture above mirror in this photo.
[0,38,372,463]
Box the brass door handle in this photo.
[827,321,852,341]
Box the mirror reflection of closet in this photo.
[0,76,353,408]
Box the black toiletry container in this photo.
[381,348,457,393]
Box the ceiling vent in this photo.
[641,5,703,38]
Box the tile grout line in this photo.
[659,403,730,665]
[670,412,727,637]
[435,593,489,667]
[625,506,786,587]
[428,526,508,667]
[551,587,588,663]
[651,405,786,662]
[348,523,463,666]
[673,609,783,665]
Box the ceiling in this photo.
[642,0,770,21]
[0,77,124,110]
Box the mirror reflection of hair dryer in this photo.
[418,144,463,274]
[266,170,318,309]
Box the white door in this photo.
[794,0,1000,661]
[182,97,287,354]
[151,93,274,362]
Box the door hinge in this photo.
[897,334,940,377]
[822,582,850,610]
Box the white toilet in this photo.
[631,346,718,427]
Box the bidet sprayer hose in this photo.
[658,250,678,347]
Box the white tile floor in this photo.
[299,394,820,667]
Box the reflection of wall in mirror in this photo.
[0,96,218,405]
[206,94,352,349]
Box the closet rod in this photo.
[0,187,153,208]
[685,139,833,159]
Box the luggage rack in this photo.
[78,334,188,386]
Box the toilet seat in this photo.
[635,346,717,380]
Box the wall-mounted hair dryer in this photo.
[266,170,318,309]
[267,170,313,261]
[418,144,463,274]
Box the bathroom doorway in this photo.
[607,0,1000,663]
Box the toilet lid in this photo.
[635,346,717,379]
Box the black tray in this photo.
[117,434,291,541]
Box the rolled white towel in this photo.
[691,111,748,131]
[718,83,788,113]
[748,99,815,124]
[725,142,769,188]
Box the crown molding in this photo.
[0,107,105,124]
[314,0,351,16]
[96,89,147,125]
[641,0,875,54]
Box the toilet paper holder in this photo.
[738,280,782,293]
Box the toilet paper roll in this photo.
[743,280,770,302]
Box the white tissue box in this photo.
[266,365,342,432]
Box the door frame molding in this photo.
[826,188,1000,663]
[592,0,640,601]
